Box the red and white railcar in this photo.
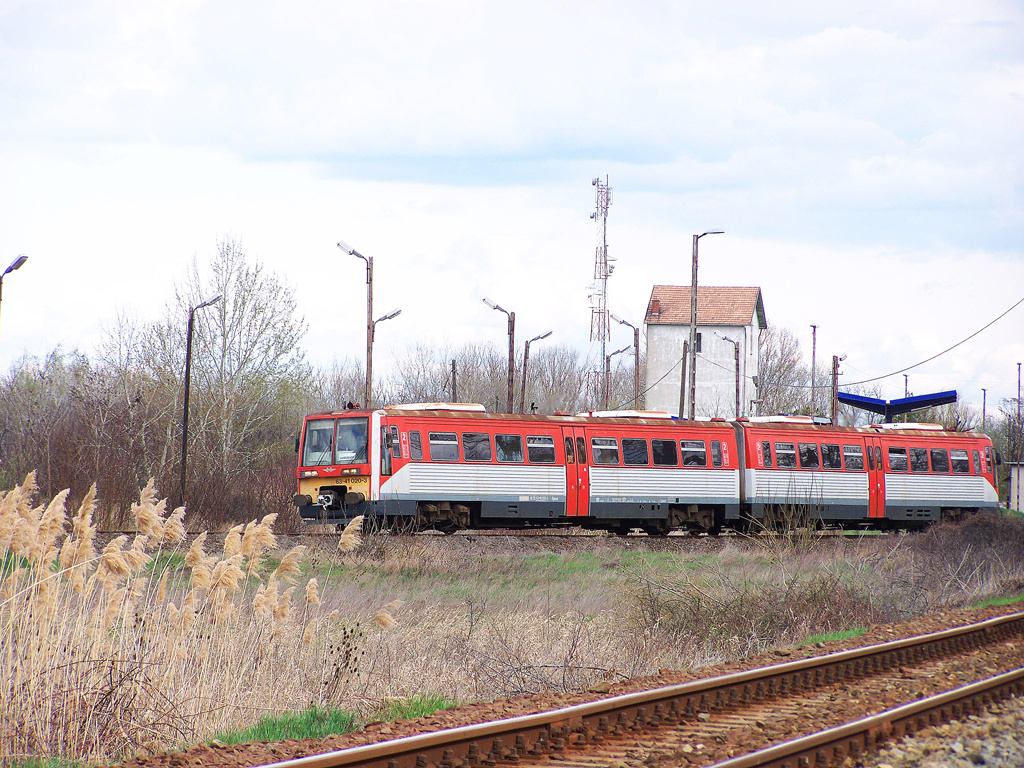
[739,417,999,527]
[293,405,1000,533]
[294,404,740,532]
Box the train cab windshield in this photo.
[302,417,369,466]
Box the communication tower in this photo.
[589,176,614,404]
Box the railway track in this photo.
[260,611,1024,768]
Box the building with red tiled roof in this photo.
[644,286,768,418]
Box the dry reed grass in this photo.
[5,471,1023,766]
[0,475,396,765]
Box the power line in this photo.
[842,293,1024,387]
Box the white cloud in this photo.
[0,0,1022,407]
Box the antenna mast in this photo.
[590,175,613,405]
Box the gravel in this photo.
[860,695,1024,768]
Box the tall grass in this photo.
[6,471,1024,766]
[0,473,385,765]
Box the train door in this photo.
[561,426,590,517]
[866,437,885,518]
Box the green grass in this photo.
[798,627,867,646]
[210,695,457,746]
[10,759,83,768]
[972,592,1024,609]
[212,705,357,744]
[369,694,457,722]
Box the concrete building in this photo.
[644,285,767,419]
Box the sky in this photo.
[1,1,1022,410]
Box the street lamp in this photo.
[715,330,741,419]
[180,293,221,508]
[610,312,640,410]
[0,254,28,362]
[483,297,516,413]
[688,231,724,420]
[519,330,552,413]
[337,240,375,407]
[604,344,632,410]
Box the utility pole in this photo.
[678,342,688,420]
[981,388,987,431]
[688,231,724,420]
[590,177,613,409]
[451,359,457,402]
[810,324,817,415]
[1017,362,1021,513]
[831,354,845,425]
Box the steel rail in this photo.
[706,666,1024,768]
[259,611,1024,768]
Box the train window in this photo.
[576,436,587,464]
[951,449,970,474]
[335,418,368,464]
[888,447,908,472]
[930,448,950,474]
[652,439,678,466]
[761,441,773,468]
[380,427,393,476]
[462,433,492,462]
[390,426,401,459]
[984,446,993,473]
[843,445,864,471]
[527,435,556,464]
[495,434,524,463]
[302,418,335,467]
[875,446,882,470]
[564,437,575,464]
[428,432,459,462]
[622,439,650,466]
[681,440,707,467]
[909,448,929,473]
[798,443,819,469]
[972,449,981,475]
[821,444,841,469]
[710,441,723,467]
[775,443,797,468]
[591,437,620,465]
[409,431,423,461]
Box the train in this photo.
[291,403,1000,534]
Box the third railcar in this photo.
[292,404,999,533]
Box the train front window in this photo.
[302,419,336,466]
[334,418,369,464]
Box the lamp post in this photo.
[180,293,221,508]
[519,330,552,413]
[688,231,724,420]
[372,307,402,389]
[715,331,741,419]
[610,312,640,410]
[483,297,515,413]
[337,240,374,407]
[604,345,632,410]
[0,254,28,362]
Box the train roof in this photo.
[303,405,987,439]
[304,404,736,428]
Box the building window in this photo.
[695,332,702,353]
